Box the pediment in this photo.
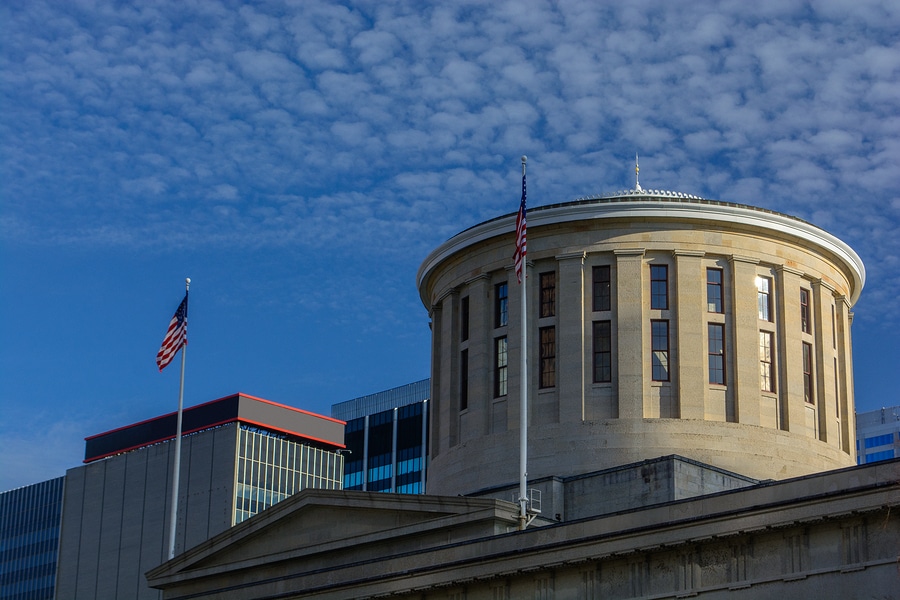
[147,489,520,588]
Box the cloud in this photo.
[1,0,898,320]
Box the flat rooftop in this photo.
[84,393,345,462]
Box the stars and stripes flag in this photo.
[157,293,188,372]
[513,171,527,283]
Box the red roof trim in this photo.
[84,392,344,441]
[84,417,345,463]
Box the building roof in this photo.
[417,190,866,306]
[83,393,345,462]
[146,459,900,599]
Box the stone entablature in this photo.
[146,460,900,600]
[417,194,865,494]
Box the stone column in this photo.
[812,279,837,444]
[429,302,443,459]
[728,256,761,426]
[615,249,645,419]
[557,251,586,423]
[675,251,705,420]
[776,266,806,436]
[437,290,459,448]
[835,296,855,456]
[464,274,491,436]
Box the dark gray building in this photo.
[54,393,345,600]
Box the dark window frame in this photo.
[707,268,723,313]
[494,282,508,328]
[539,326,556,389]
[759,330,776,392]
[802,342,814,404]
[800,288,811,334]
[592,320,612,383]
[592,265,611,312]
[650,265,668,310]
[651,319,670,381]
[460,348,469,411]
[494,336,508,398]
[757,276,773,322]
[461,296,470,341]
[540,271,556,318]
[708,322,725,385]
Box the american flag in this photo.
[157,293,188,372]
[513,172,527,283]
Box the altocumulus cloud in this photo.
[0,0,898,320]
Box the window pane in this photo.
[800,289,811,333]
[707,268,723,313]
[495,283,508,328]
[461,296,469,341]
[494,337,508,397]
[802,342,814,404]
[759,331,775,392]
[460,349,468,410]
[540,272,556,318]
[756,277,772,321]
[593,321,611,383]
[651,265,668,310]
[592,266,611,312]
[651,320,669,381]
[540,326,556,388]
[708,323,725,385]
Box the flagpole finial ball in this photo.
[185,278,191,289]
[521,155,527,163]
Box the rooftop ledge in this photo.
[417,190,865,306]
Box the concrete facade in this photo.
[146,459,900,599]
[416,191,865,495]
[54,394,345,600]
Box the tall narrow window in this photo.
[759,331,775,392]
[494,337,508,397]
[708,323,725,385]
[593,321,612,383]
[460,349,469,410]
[651,265,668,310]
[756,276,772,321]
[651,320,670,381]
[707,268,723,313]
[831,304,836,348]
[539,326,556,388]
[592,265,611,312]
[800,289,811,333]
[461,296,470,341]
[495,282,508,328]
[540,271,556,318]
[802,342,814,404]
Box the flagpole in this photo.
[518,155,528,530]
[167,277,190,560]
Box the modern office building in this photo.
[416,187,864,498]
[54,393,345,600]
[331,379,429,494]
[0,477,65,600]
[856,404,900,464]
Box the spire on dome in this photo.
[635,153,643,192]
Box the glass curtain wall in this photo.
[234,426,343,524]
[0,477,64,600]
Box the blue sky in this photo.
[1,0,898,491]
